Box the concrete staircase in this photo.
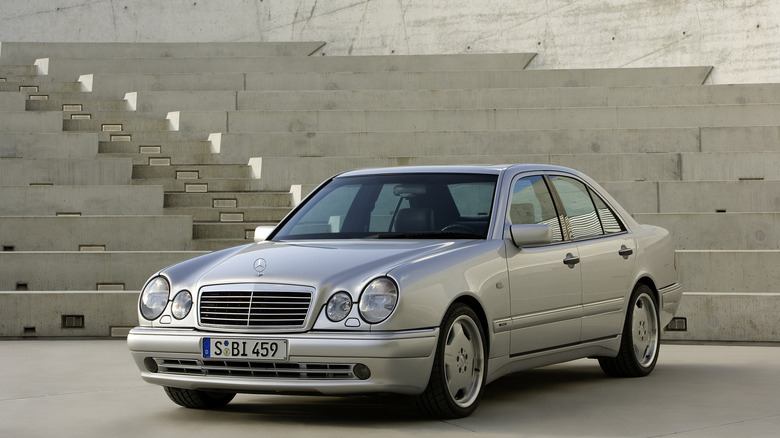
[1,42,778,342]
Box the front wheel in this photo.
[417,303,487,419]
[599,283,660,377]
[164,387,236,409]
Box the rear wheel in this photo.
[599,283,660,377]
[417,303,487,419]
[164,387,236,409]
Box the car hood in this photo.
[177,239,473,289]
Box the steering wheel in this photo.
[441,223,477,234]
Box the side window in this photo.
[510,176,564,242]
[550,176,603,239]
[592,193,624,234]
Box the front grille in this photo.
[157,358,356,380]
[199,284,313,329]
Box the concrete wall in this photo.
[1,0,778,84]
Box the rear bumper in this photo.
[127,327,438,396]
[659,282,683,327]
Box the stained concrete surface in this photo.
[1,340,779,438]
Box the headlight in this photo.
[358,277,398,323]
[326,291,353,322]
[140,276,169,320]
[171,290,192,320]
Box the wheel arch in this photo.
[634,276,660,306]
[450,294,490,353]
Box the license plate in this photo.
[202,338,288,361]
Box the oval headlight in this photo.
[326,291,353,322]
[358,277,398,324]
[140,276,170,320]
[171,290,192,320]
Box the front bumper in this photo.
[127,327,438,396]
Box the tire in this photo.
[417,303,487,419]
[164,386,236,409]
[599,283,660,377]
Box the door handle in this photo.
[563,253,580,267]
[619,245,634,258]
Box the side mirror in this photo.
[253,226,276,243]
[510,224,553,248]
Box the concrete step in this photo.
[63,118,170,133]
[38,53,538,80]
[0,65,37,75]
[600,180,780,214]
[0,216,193,251]
[236,83,780,111]
[101,152,217,166]
[164,206,289,222]
[681,152,780,181]
[0,185,163,216]
[211,129,702,164]
[678,250,780,293]
[193,222,276,240]
[244,67,713,91]
[0,93,25,110]
[163,191,292,208]
[224,104,780,132]
[0,42,326,64]
[132,178,262,193]
[96,130,209,143]
[0,133,98,158]
[191,239,254,251]
[247,153,683,191]
[701,126,780,152]
[128,91,237,117]
[634,213,780,250]
[98,140,211,155]
[0,158,132,185]
[26,98,128,113]
[0,251,207,291]
[663,291,780,342]
[81,73,247,97]
[0,81,81,93]
[0,111,62,133]
[132,164,251,180]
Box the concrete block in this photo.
[63,118,170,133]
[663,292,780,342]
[0,42,326,64]
[0,111,62,133]
[133,178,262,193]
[0,133,98,158]
[0,216,193,251]
[0,291,139,337]
[245,67,712,91]
[681,152,780,181]
[658,180,780,213]
[0,251,207,291]
[701,126,780,152]
[168,111,228,133]
[634,213,780,250]
[213,129,700,163]
[27,98,128,113]
[193,223,274,240]
[677,250,780,293]
[599,182,659,214]
[165,206,288,222]
[0,158,132,185]
[0,185,164,216]
[607,83,780,107]
[0,82,80,93]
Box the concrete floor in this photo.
[1,340,778,438]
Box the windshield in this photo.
[273,173,498,240]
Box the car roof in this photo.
[336,164,580,178]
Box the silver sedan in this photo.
[128,164,681,418]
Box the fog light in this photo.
[353,363,371,380]
[144,357,159,373]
